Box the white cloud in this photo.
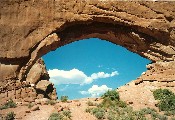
[48,68,119,85]
[80,85,112,97]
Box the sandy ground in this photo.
[0,98,99,120]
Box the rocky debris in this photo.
[25,110,31,113]
[54,104,64,112]
[57,106,64,112]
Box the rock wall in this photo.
[0,0,175,102]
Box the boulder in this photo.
[36,80,52,91]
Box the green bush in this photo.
[62,110,71,119]
[107,110,118,120]
[91,108,105,119]
[99,97,126,108]
[101,90,119,101]
[153,89,175,112]
[153,89,175,100]
[60,96,68,102]
[99,90,123,109]
[0,99,17,110]
[48,113,64,120]
[99,97,115,108]
[5,112,16,120]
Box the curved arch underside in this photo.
[0,0,175,102]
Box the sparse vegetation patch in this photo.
[5,112,16,120]
[0,99,17,110]
[153,89,175,113]
[49,110,72,120]
[60,96,68,102]
[85,90,172,120]
[48,113,64,120]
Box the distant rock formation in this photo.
[0,0,175,103]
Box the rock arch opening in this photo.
[42,38,151,99]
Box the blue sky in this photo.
[42,38,151,100]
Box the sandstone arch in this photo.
[0,0,175,103]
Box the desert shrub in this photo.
[99,90,126,109]
[135,107,169,120]
[91,108,105,119]
[116,100,127,108]
[157,98,175,111]
[102,90,119,101]
[0,99,17,110]
[48,113,64,120]
[153,89,174,100]
[139,107,156,115]
[151,112,167,120]
[85,107,93,113]
[87,101,97,106]
[62,110,71,119]
[5,112,16,120]
[28,102,34,108]
[60,96,68,102]
[99,97,115,108]
[153,89,175,112]
[164,110,175,116]
[99,97,126,109]
[47,100,56,105]
[107,110,118,120]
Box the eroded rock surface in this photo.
[0,58,57,105]
[0,0,175,102]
